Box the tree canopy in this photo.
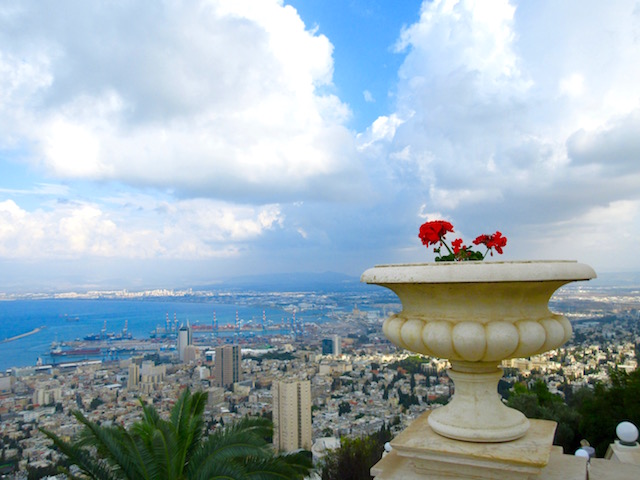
[42,389,312,480]
[321,425,391,480]
[508,369,640,456]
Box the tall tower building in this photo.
[128,363,140,390]
[213,345,242,388]
[184,344,198,363]
[272,380,312,452]
[177,324,192,362]
[322,334,341,356]
[321,338,333,355]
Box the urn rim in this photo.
[361,260,596,285]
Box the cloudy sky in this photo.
[1,0,639,292]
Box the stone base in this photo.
[372,411,568,480]
[590,457,640,480]
[372,448,588,480]
[428,364,530,442]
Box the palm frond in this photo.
[242,455,312,480]
[223,416,274,443]
[139,398,162,427]
[144,427,171,479]
[277,450,313,477]
[71,410,148,479]
[128,433,159,480]
[187,416,312,480]
[43,392,311,480]
[187,456,249,480]
[171,389,207,475]
[40,427,119,480]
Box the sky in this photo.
[1,0,639,293]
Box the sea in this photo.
[0,298,295,372]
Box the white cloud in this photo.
[395,0,528,95]
[559,73,585,98]
[0,183,69,196]
[516,199,640,271]
[363,90,375,103]
[0,197,283,260]
[0,0,359,202]
[364,0,640,253]
[2,0,640,285]
[429,186,503,210]
[357,113,407,150]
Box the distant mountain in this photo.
[197,270,640,293]
[589,271,640,288]
[194,271,372,292]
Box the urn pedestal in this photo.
[361,261,596,443]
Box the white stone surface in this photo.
[362,261,596,442]
[427,364,529,442]
[362,261,595,362]
[604,440,640,465]
[371,413,562,479]
[361,260,596,284]
[590,457,640,479]
[616,421,639,444]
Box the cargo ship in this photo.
[191,323,214,332]
[51,347,101,357]
[84,320,132,341]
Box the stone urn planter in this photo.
[361,261,596,442]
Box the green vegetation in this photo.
[25,459,72,480]
[245,351,295,362]
[397,389,420,410]
[89,396,105,411]
[42,389,312,480]
[321,425,392,480]
[387,355,427,375]
[576,368,640,456]
[507,380,581,452]
[338,401,352,416]
[508,368,640,456]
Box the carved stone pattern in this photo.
[384,314,572,362]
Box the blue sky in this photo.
[1,0,640,293]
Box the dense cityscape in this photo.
[0,281,638,478]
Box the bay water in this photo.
[0,298,291,371]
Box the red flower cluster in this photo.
[418,220,454,246]
[418,220,507,261]
[451,238,464,254]
[473,231,507,255]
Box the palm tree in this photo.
[41,389,312,480]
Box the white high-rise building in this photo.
[272,380,312,452]
[332,334,341,356]
[177,324,192,362]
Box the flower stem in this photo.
[442,240,454,256]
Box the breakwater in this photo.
[1,326,45,344]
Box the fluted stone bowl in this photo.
[361,260,596,442]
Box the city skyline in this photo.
[1,0,640,293]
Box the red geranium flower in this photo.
[473,234,489,246]
[418,220,454,246]
[451,238,464,254]
[489,231,507,254]
[474,231,507,255]
[422,221,507,261]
